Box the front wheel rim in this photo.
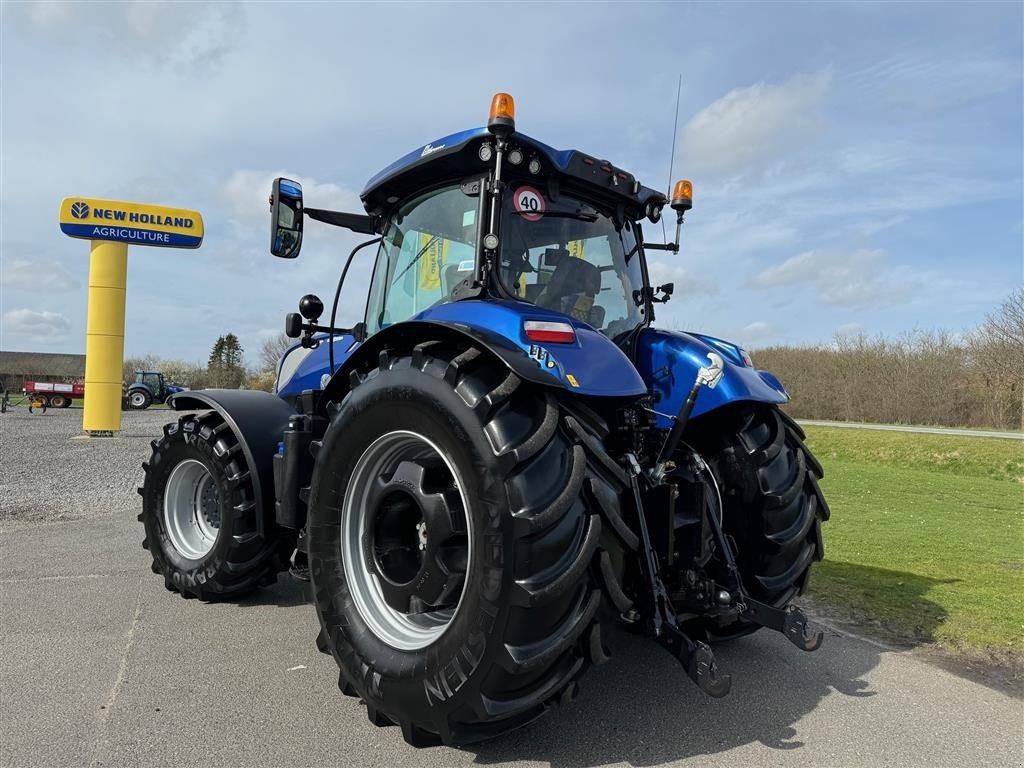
[341,430,471,651]
[163,459,221,560]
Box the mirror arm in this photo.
[288,319,367,349]
[305,207,377,235]
[644,211,686,253]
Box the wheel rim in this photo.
[341,430,471,651]
[163,459,221,560]
[130,392,147,407]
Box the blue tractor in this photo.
[126,370,185,410]
[139,93,829,746]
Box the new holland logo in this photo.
[70,201,90,219]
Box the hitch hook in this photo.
[682,635,732,698]
[783,605,824,652]
[741,598,824,652]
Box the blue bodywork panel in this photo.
[276,334,360,397]
[276,300,648,399]
[276,304,789,422]
[633,328,789,427]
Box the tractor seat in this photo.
[536,257,603,326]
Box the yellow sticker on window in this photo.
[418,234,449,290]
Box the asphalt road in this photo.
[1,410,1022,767]
[799,420,1024,440]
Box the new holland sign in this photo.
[58,195,204,435]
[59,197,204,248]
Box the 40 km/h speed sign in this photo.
[513,185,545,222]
[58,197,204,435]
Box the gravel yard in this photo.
[0,408,172,524]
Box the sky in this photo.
[1,1,1021,364]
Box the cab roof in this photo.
[360,127,666,218]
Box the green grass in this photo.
[803,427,1024,655]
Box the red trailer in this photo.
[23,381,84,409]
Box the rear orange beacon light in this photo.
[671,179,693,212]
[488,92,516,134]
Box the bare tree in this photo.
[259,333,293,375]
[754,307,1022,430]
[973,287,1024,429]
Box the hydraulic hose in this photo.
[329,237,382,375]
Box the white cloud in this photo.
[836,322,864,337]
[682,69,832,177]
[1,259,79,292]
[848,54,1022,115]
[646,261,717,297]
[741,321,772,340]
[2,309,72,338]
[751,248,913,309]
[9,0,243,69]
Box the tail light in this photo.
[524,320,576,344]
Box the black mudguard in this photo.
[168,389,296,532]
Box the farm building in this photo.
[0,351,85,392]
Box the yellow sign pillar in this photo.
[82,241,128,433]
[59,196,204,436]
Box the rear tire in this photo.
[128,389,152,410]
[308,342,628,746]
[139,412,288,599]
[692,405,829,640]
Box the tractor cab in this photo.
[270,94,699,399]
[350,94,685,350]
[135,371,165,393]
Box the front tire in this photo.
[692,405,829,640]
[308,343,627,746]
[139,412,288,599]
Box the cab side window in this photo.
[365,185,476,334]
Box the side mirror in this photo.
[270,178,303,259]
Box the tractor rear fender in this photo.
[633,327,790,427]
[168,390,297,533]
[321,314,648,406]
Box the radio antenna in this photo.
[662,73,683,244]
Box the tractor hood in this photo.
[633,327,790,425]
